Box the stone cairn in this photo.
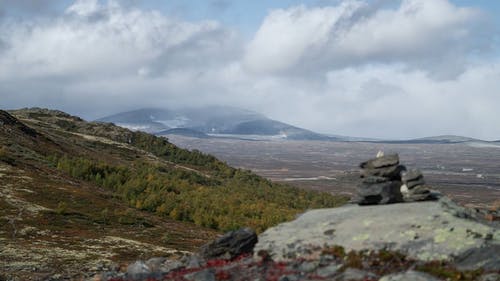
[354,152,434,205]
[401,168,433,202]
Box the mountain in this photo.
[96,108,173,133]
[97,107,335,141]
[370,135,485,144]
[408,135,481,144]
[0,108,345,279]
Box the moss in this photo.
[321,245,346,258]
[416,261,484,281]
[344,250,364,269]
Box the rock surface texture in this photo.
[254,199,500,269]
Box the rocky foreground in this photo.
[83,154,500,281]
[90,195,499,281]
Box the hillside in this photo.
[0,108,347,280]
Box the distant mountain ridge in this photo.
[97,108,499,143]
[97,107,335,141]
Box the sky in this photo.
[0,0,500,140]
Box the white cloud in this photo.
[0,0,238,80]
[244,0,483,76]
[0,0,499,140]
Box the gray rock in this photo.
[184,268,216,281]
[402,169,424,183]
[454,244,500,271]
[200,227,258,260]
[403,192,433,202]
[409,185,432,194]
[126,261,152,281]
[360,154,400,169]
[181,254,205,269]
[316,264,342,277]
[361,164,406,180]
[297,261,318,272]
[163,259,185,272]
[145,257,167,276]
[440,197,481,220]
[254,198,500,269]
[362,176,389,184]
[334,268,377,281]
[402,186,432,201]
[479,273,500,281]
[406,177,426,189]
[379,270,441,281]
[356,180,403,205]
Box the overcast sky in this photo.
[1,0,499,140]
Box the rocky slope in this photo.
[91,197,499,281]
[0,108,345,280]
[94,155,499,281]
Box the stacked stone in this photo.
[355,154,406,205]
[400,169,433,202]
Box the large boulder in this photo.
[200,227,258,260]
[254,198,499,270]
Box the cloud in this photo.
[244,0,485,77]
[0,0,499,140]
[0,0,239,80]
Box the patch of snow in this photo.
[156,116,190,128]
[282,176,337,181]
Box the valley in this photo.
[166,136,500,209]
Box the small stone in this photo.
[335,268,377,281]
[379,270,441,281]
[405,177,425,189]
[126,261,152,281]
[360,154,400,169]
[410,185,431,194]
[402,169,423,183]
[362,176,389,184]
[316,264,341,277]
[181,254,205,269]
[146,257,166,271]
[361,165,406,180]
[163,259,185,272]
[297,261,318,273]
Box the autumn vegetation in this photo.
[49,154,346,232]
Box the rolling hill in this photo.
[0,107,346,279]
